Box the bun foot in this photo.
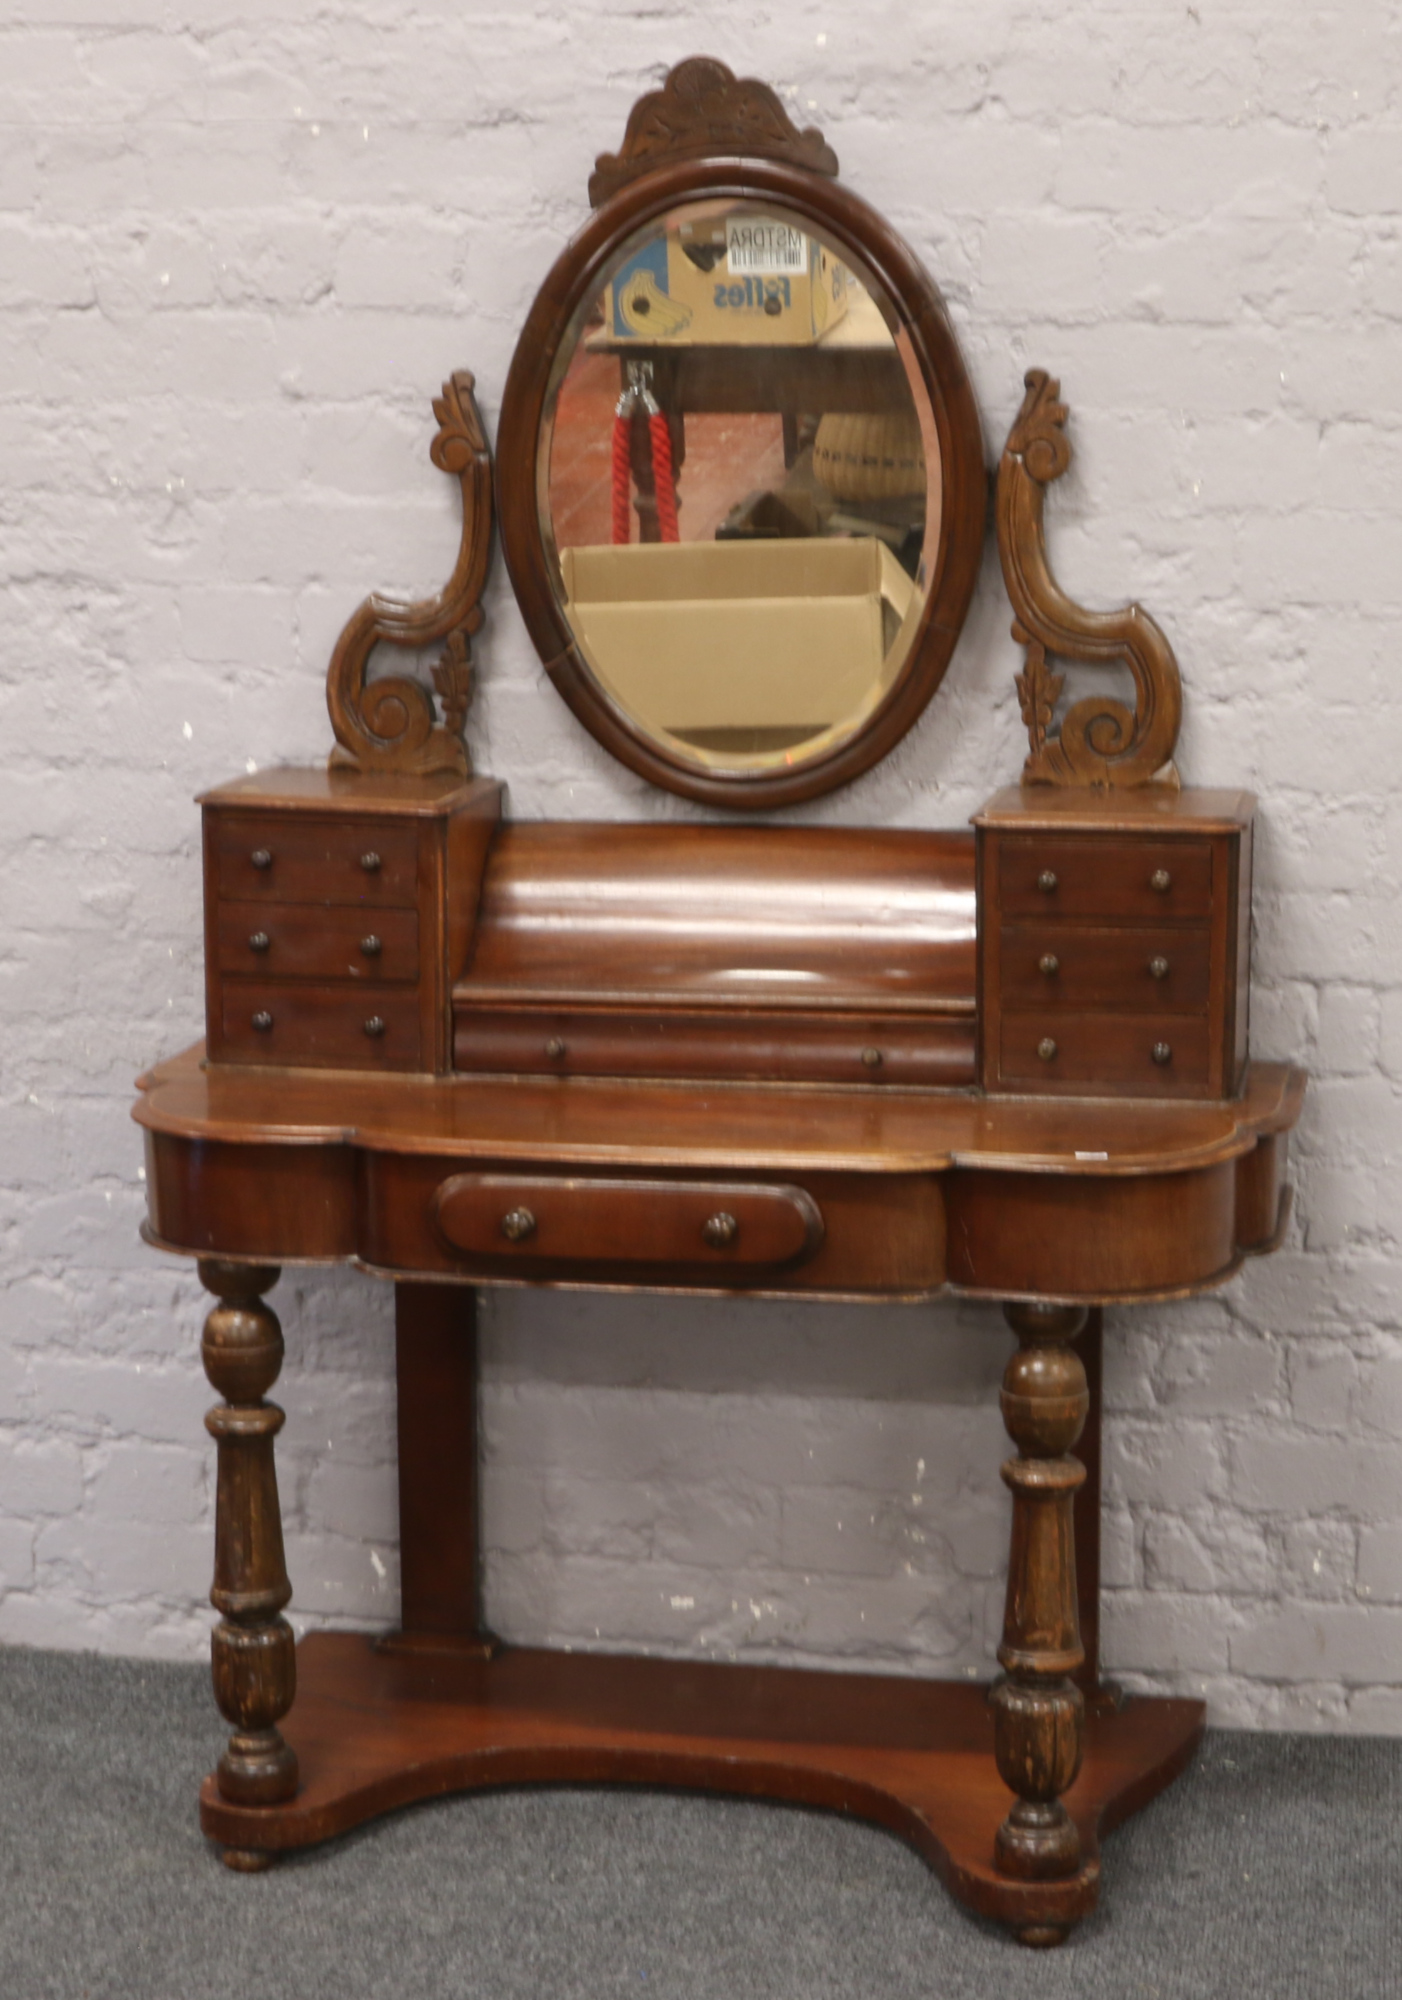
[1014,1922,1071,1949]
[220,1847,275,1872]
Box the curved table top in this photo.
[134,1049,1304,1306]
[135,1045,1303,1180]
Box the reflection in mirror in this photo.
[540,200,942,775]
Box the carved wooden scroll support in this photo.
[588,57,839,207]
[327,370,492,778]
[996,370,1182,790]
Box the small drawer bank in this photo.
[975,787,1254,1101]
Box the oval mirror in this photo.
[498,69,985,808]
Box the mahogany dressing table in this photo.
[134,60,1304,1947]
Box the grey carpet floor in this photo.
[0,1647,1397,2000]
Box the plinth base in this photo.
[199,1633,1204,1940]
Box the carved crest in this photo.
[996,371,1182,790]
[326,372,493,778]
[588,57,839,206]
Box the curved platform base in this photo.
[199,1633,1204,1942]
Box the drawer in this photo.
[217,903,420,984]
[999,924,1210,1013]
[218,982,423,1069]
[452,1004,976,1088]
[998,837,1213,921]
[432,1172,824,1269]
[210,812,420,906]
[999,1011,1212,1094]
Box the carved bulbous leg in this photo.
[990,1300,1090,1946]
[199,1259,298,1867]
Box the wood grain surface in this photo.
[136,1046,1302,1301]
[197,1631,1204,1935]
[135,1043,1303,1172]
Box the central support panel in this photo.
[199,1634,1204,1933]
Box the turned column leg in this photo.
[199,1258,298,1869]
[990,1300,1090,1946]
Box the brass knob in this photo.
[545,1037,566,1060]
[702,1212,738,1248]
[1037,869,1058,894]
[1038,953,1059,977]
[1037,1037,1057,1062]
[248,931,270,953]
[1152,1041,1173,1065]
[360,851,382,873]
[363,1016,386,1038]
[861,1046,883,1068]
[250,848,272,870]
[360,935,382,958]
[1149,955,1169,980]
[251,1010,273,1033]
[1150,868,1171,893]
[500,1207,536,1243]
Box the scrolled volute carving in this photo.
[588,57,839,207]
[326,370,492,777]
[996,369,1182,790]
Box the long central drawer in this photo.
[433,1173,824,1268]
[452,1004,975,1087]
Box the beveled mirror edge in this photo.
[497,154,986,811]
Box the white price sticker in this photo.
[725,217,807,274]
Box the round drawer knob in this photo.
[1150,868,1172,893]
[1037,869,1058,894]
[360,851,382,874]
[500,1207,536,1243]
[1038,953,1059,977]
[360,935,382,958]
[1037,1037,1058,1062]
[1152,1041,1173,1066]
[363,1016,386,1039]
[861,1046,883,1068]
[702,1212,738,1248]
[251,1010,273,1033]
[545,1037,567,1060]
[1149,955,1169,980]
[250,848,272,871]
[248,931,270,954]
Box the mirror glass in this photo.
[538,199,942,775]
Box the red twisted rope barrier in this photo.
[610,406,680,544]
[649,414,680,544]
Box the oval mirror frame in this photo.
[498,148,985,810]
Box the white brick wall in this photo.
[2,4,1399,1731]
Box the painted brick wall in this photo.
[1,3,1398,1731]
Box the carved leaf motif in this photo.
[430,628,476,762]
[1014,639,1063,755]
[589,58,839,206]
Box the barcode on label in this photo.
[726,218,807,274]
